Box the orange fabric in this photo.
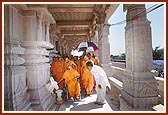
[80,59,95,94]
[50,60,56,75]
[74,60,81,75]
[63,69,80,97]
[51,59,65,89]
[80,59,87,88]
[82,68,95,95]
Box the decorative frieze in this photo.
[122,74,158,97]
[120,91,158,110]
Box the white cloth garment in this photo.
[91,65,111,103]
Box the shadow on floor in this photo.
[70,102,103,111]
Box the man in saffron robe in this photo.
[64,56,77,70]
[58,61,81,101]
[81,55,95,96]
[87,52,99,65]
[73,56,81,75]
[86,61,111,105]
[51,54,65,89]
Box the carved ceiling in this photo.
[25,4,116,50]
[47,4,110,50]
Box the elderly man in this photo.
[86,61,111,105]
[58,61,81,101]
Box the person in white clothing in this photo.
[86,61,111,105]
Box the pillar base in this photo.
[119,94,159,111]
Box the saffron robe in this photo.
[63,69,80,98]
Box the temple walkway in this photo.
[57,90,120,112]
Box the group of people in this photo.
[50,51,111,105]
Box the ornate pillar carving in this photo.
[120,4,158,111]
[37,12,43,41]
[45,21,50,43]
[21,9,55,110]
[4,5,32,111]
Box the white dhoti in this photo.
[91,65,111,104]
[96,88,106,103]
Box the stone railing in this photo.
[111,66,126,82]
[111,61,126,69]
[108,77,123,109]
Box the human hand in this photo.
[98,84,102,89]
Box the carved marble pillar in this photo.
[42,20,46,41]
[120,4,158,111]
[98,24,112,76]
[37,12,43,41]
[21,10,55,111]
[45,21,50,43]
[22,10,37,41]
[4,5,32,111]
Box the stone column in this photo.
[42,20,46,42]
[120,4,158,110]
[4,5,32,111]
[45,21,50,43]
[37,12,43,41]
[21,10,55,111]
[22,10,37,41]
[93,30,99,57]
[98,24,112,76]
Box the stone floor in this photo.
[56,89,120,112]
[46,88,165,112]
